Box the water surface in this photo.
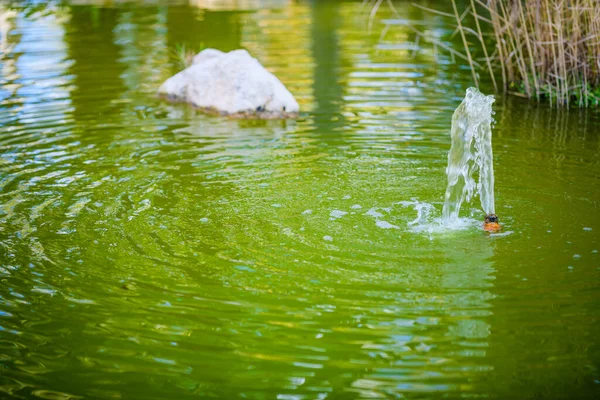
[0,1,599,399]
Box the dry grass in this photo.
[370,0,600,107]
[466,0,600,107]
[448,0,600,107]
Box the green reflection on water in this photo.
[0,1,599,399]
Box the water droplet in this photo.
[234,265,255,273]
[416,342,432,352]
[376,220,398,229]
[323,236,333,242]
[329,210,347,219]
[153,357,176,365]
[365,208,383,218]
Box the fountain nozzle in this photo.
[483,214,501,232]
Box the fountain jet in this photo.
[441,87,500,231]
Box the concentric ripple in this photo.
[0,2,599,400]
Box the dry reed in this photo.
[452,0,600,107]
[369,0,600,107]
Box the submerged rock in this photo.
[158,48,299,119]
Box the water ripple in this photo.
[0,2,598,400]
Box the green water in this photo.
[0,1,599,399]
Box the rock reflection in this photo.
[189,0,289,10]
[0,6,17,55]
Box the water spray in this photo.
[441,87,501,232]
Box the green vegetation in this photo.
[170,43,206,70]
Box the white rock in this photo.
[192,48,224,65]
[158,48,299,119]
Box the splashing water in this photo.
[442,87,496,226]
[397,200,480,236]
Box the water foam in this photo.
[398,200,480,235]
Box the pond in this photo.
[0,1,599,399]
